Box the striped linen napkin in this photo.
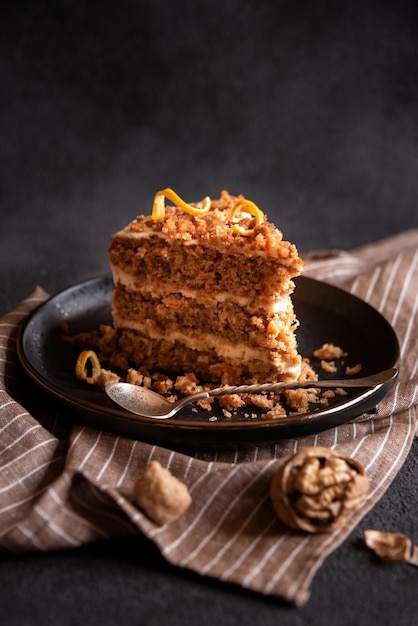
[1,230,417,605]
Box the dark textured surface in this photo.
[1,1,417,624]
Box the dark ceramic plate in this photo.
[17,275,399,448]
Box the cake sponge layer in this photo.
[113,328,302,384]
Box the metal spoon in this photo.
[105,367,398,419]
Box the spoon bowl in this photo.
[105,367,398,419]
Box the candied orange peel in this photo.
[229,198,266,236]
[152,188,211,220]
[75,350,102,384]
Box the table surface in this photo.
[1,2,417,624]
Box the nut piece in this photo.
[364,530,418,566]
[134,460,192,525]
[270,446,369,533]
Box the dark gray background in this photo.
[1,0,418,314]
[1,1,417,624]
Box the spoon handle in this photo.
[204,367,398,400]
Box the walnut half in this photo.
[270,446,369,533]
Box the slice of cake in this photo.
[109,189,304,385]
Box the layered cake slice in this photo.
[109,189,304,384]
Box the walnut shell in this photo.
[364,530,418,566]
[270,446,369,533]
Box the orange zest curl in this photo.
[229,198,266,236]
[75,350,102,384]
[152,188,211,220]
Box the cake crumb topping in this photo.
[126,190,298,262]
[150,187,266,237]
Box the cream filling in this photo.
[113,316,302,377]
[111,266,293,314]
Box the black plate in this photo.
[17,275,399,448]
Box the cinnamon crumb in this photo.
[313,343,348,360]
[320,359,337,373]
[96,369,121,389]
[262,403,287,420]
[174,373,203,395]
[126,368,144,386]
[218,394,246,409]
[197,397,214,411]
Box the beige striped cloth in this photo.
[1,230,417,605]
